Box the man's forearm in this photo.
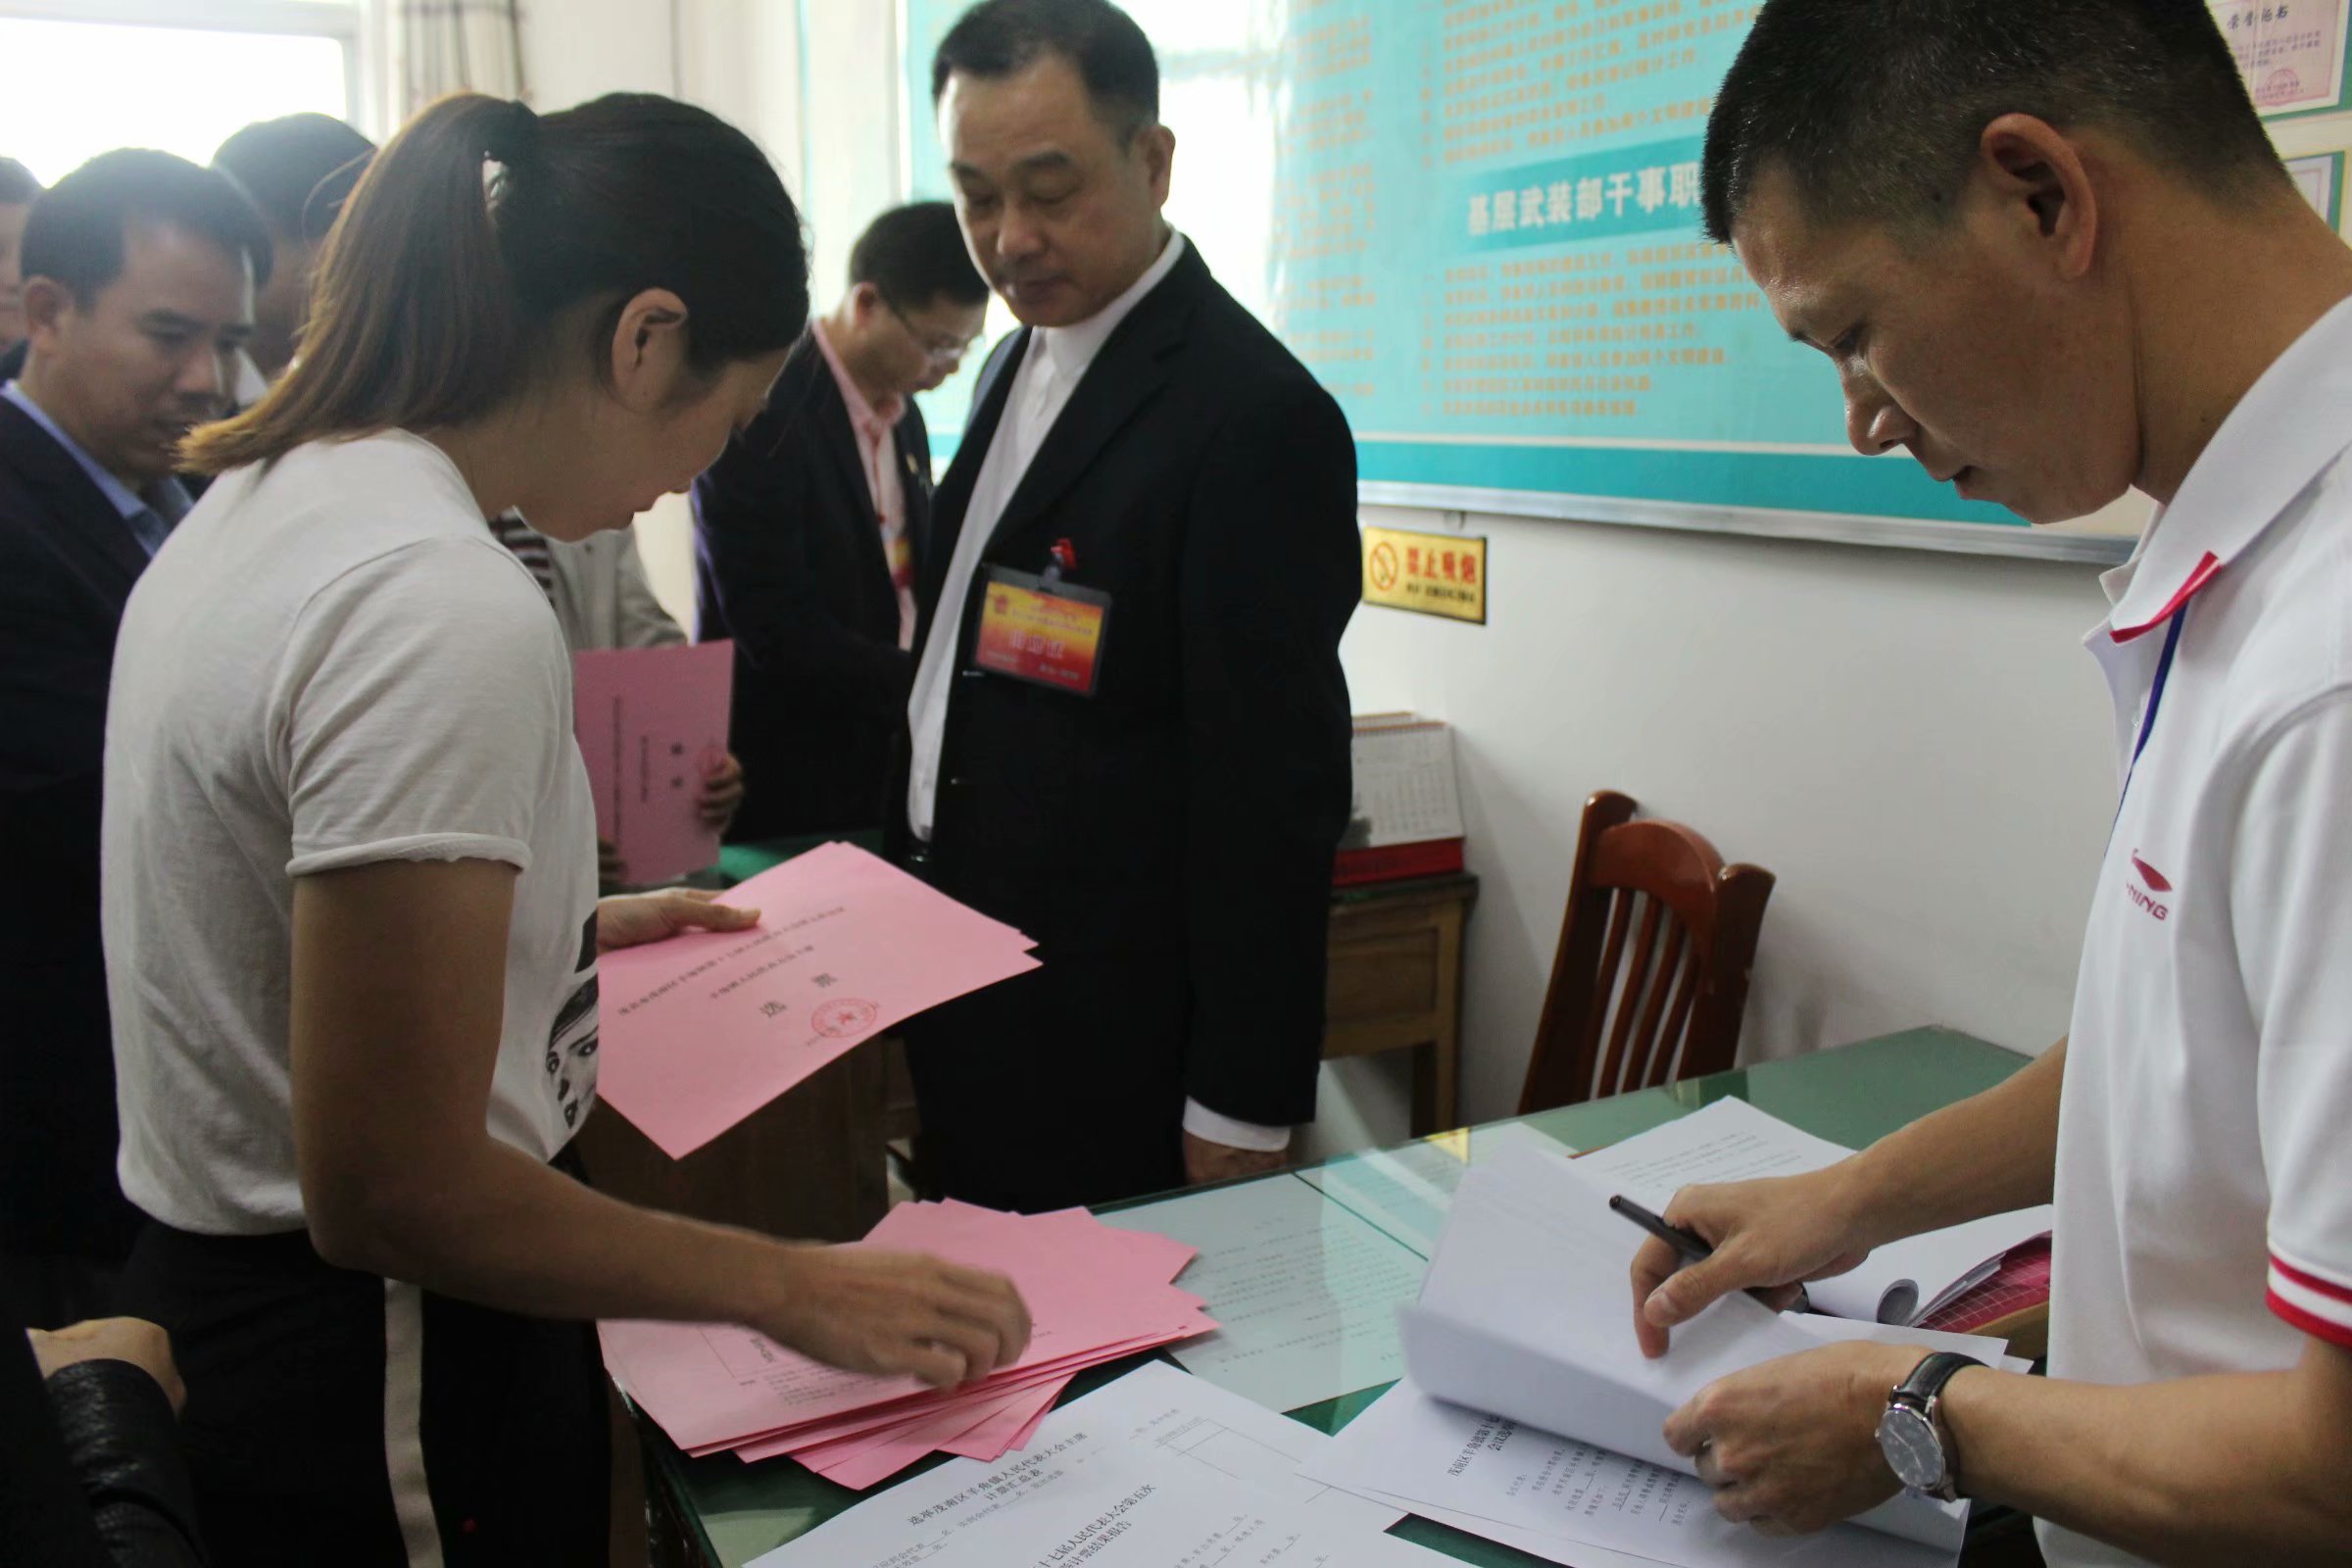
[1838,1037,2065,1248]
[1940,1339,2352,1565]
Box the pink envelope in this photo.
[698,1316,1210,1459]
[719,1326,1196,1460]
[573,641,734,884]
[605,1204,1211,1456]
[818,1375,1073,1489]
[797,1374,1073,1490]
[724,1353,1098,1458]
[936,1375,1067,1460]
[596,844,1041,1156]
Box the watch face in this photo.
[1876,1405,1944,1491]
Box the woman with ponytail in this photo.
[101,93,1030,1565]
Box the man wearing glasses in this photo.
[694,201,989,841]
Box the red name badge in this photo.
[969,567,1111,696]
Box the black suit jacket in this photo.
[893,244,1359,1203]
[692,330,933,840]
[0,396,153,1258]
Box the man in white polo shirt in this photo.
[1612,2,2352,1562]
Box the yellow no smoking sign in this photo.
[1361,525,1488,624]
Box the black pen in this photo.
[1608,1194,1712,1260]
[1609,1193,1809,1310]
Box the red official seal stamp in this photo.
[2262,67,2303,106]
[812,998,879,1039]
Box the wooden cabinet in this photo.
[574,1041,888,1244]
[1323,873,1477,1137]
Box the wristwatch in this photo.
[1875,1350,1984,1502]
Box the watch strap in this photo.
[1894,1349,1984,1406]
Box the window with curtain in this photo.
[388,0,524,119]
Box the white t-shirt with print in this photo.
[104,429,602,1236]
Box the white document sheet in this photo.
[926,1452,1447,1567]
[1306,1379,1956,1568]
[1099,1177,1427,1411]
[1298,1121,1579,1258]
[1348,1142,1979,1557]
[1574,1099,2052,1324]
[750,1362,1426,1568]
[1313,1471,1699,1568]
[1068,1360,1404,1535]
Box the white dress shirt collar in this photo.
[1026,227,1187,387]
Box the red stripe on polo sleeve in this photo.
[2268,1252,2352,1348]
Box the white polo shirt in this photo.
[2043,298,2352,1568]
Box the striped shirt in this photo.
[487,511,557,600]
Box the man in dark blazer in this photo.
[895,0,1360,1211]
[694,203,989,841]
[0,152,265,1326]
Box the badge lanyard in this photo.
[2116,606,2187,821]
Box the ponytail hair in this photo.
[185,92,808,475]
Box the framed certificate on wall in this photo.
[2212,0,2352,119]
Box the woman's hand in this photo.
[698,752,747,831]
[756,1247,1034,1389]
[29,1318,186,1414]
[597,887,760,952]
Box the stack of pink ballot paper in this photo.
[600,1199,1212,1491]
[597,842,1040,1157]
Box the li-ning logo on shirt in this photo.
[2127,852,2173,921]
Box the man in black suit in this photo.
[694,203,989,841]
[896,0,1360,1211]
[0,152,265,1326]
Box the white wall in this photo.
[518,2,675,114]
[1315,509,2117,1150]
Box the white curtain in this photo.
[389,0,527,120]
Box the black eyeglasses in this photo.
[880,295,980,364]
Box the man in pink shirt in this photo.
[694,202,988,841]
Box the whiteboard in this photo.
[901,0,2132,564]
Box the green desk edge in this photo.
[644,1025,2032,1566]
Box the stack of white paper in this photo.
[1304,1142,2023,1568]
[1575,1099,2053,1325]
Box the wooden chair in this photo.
[1518,791,1776,1113]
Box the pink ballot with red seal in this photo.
[572,640,734,884]
[595,842,1039,1157]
